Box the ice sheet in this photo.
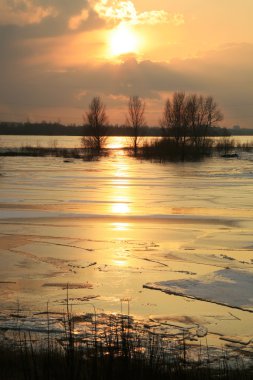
[145,269,253,311]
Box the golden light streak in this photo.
[112,222,129,231]
[112,259,127,267]
[112,201,130,214]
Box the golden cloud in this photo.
[94,0,136,22]
[92,0,184,26]
[138,10,184,26]
[68,9,89,30]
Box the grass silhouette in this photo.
[0,297,252,380]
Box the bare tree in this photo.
[160,92,189,159]
[160,98,172,136]
[82,96,108,152]
[188,95,223,149]
[160,92,187,141]
[160,92,223,158]
[126,96,146,156]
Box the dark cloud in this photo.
[0,1,105,78]
[0,58,197,108]
[0,0,104,41]
[39,0,86,14]
[0,41,252,126]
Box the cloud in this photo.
[0,0,101,37]
[40,0,86,15]
[93,0,184,26]
[0,0,56,25]
[0,2,251,127]
[0,30,252,127]
[94,0,136,23]
[68,9,89,30]
[138,11,184,26]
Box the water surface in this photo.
[0,136,252,357]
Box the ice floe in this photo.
[144,269,253,312]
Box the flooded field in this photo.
[0,136,253,361]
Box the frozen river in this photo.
[0,136,253,359]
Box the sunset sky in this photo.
[0,0,253,128]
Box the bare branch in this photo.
[82,96,108,152]
[126,96,146,155]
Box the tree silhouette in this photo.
[126,96,146,156]
[160,92,188,159]
[160,92,223,159]
[82,97,108,152]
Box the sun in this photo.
[109,24,139,57]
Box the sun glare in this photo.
[112,222,129,231]
[112,202,130,214]
[109,24,139,57]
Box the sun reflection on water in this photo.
[112,222,129,231]
[106,136,128,150]
[112,200,130,214]
[112,259,127,267]
[112,178,129,186]
[110,156,133,217]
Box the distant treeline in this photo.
[0,121,238,136]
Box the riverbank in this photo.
[1,309,252,380]
[0,136,252,161]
